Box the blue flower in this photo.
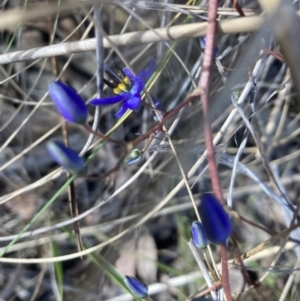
[124,275,148,299]
[191,221,209,249]
[89,59,155,118]
[198,193,231,244]
[47,140,85,174]
[48,81,88,124]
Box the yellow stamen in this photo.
[113,87,121,94]
[123,76,130,84]
[118,83,127,91]
[113,78,130,94]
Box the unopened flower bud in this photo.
[48,81,88,124]
[124,275,148,299]
[198,193,231,244]
[47,140,85,174]
[125,149,142,165]
[191,221,209,249]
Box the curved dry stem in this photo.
[0,16,265,65]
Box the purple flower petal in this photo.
[47,140,85,174]
[100,60,155,119]
[48,81,88,124]
[115,103,129,118]
[130,77,144,96]
[153,97,164,111]
[137,58,156,83]
[198,193,231,244]
[125,95,141,111]
[152,97,165,121]
[123,67,135,81]
[89,95,124,106]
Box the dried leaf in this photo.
[115,239,136,277]
[5,193,36,221]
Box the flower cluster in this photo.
[45,55,235,299]
[46,60,156,171]
[48,60,155,124]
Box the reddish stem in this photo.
[83,125,126,148]
[130,91,201,148]
[198,6,223,201]
[187,282,222,300]
[220,245,231,299]
[198,0,232,299]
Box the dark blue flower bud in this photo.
[124,275,148,299]
[198,193,231,244]
[48,81,88,124]
[47,140,85,174]
[125,149,142,165]
[191,221,209,249]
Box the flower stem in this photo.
[198,0,232,298]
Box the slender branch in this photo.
[186,282,222,300]
[199,0,222,202]
[231,0,245,17]
[129,90,201,149]
[198,0,232,299]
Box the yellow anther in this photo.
[113,87,121,94]
[123,76,130,84]
[118,83,127,91]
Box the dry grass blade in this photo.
[269,3,300,103]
